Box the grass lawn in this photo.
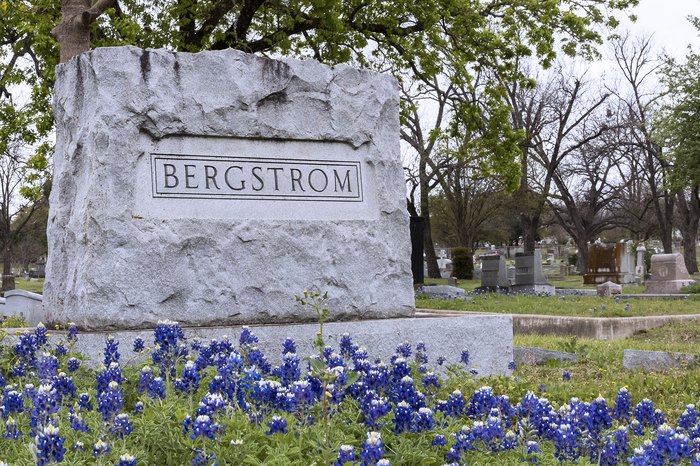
[496,320,700,420]
[13,277,44,293]
[417,293,700,317]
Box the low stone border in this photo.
[1,315,514,376]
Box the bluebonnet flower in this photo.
[410,407,434,432]
[191,450,217,466]
[340,334,358,360]
[110,413,134,439]
[395,342,412,358]
[14,331,39,369]
[35,323,48,347]
[149,377,166,400]
[103,335,121,366]
[469,369,479,376]
[67,357,81,373]
[0,370,5,390]
[562,370,571,381]
[97,381,124,422]
[67,323,78,343]
[281,337,297,355]
[94,439,111,458]
[538,383,546,392]
[634,399,657,427]
[598,425,629,466]
[678,404,699,430]
[625,303,630,311]
[69,411,90,432]
[361,391,389,428]
[432,434,447,446]
[118,453,137,466]
[460,348,470,366]
[190,414,219,439]
[38,352,59,381]
[133,337,145,353]
[440,390,465,418]
[1,389,24,418]
[468,386,496,419]
[391,376,424,409]
[78,392,93,411]
[360,431,385,466]
[133,401,144,415]
[508,360,517,370]
[553,423,580,463]
[52,372,77,404]
[502,431,518,450]
[72,441,85,451]
[138,366,154,393]
[35,424,66,466]
[96,362,124,394]
[422,372,440,390]
[54,341,67,357]
[613,387,631,422]
[266,415,288,435]
[247,346,271,374]
[392,401,412,433]
[175,360,200,394]
[376,460,390,466]
[2,416,21,440]
[152,320,187,378]
[196,393,226,417]
[390,357,411,383]
[277,352,301,386]
[437,356,446,366]
[334,445,356,466]
[30,383,59,434]
[630,419,644,436]
[239,326,258,346]
[587,395,612,434]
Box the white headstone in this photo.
[44,47,414,330]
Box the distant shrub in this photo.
[681,281,700,294]
[1,314,26,328]
[568,253,578,267]
[451,247,473,279]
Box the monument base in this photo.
[510,284,556,295]
[645,279,694,294]
[4,315,514,376]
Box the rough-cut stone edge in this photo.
[45,46,415,330]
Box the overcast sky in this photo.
[627,0,700,57]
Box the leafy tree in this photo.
[656,19,700,272]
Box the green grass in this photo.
[13,277,44,293]
[496,320,700,420]
[417,292,700,317]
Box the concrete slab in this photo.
[2,315,513,376]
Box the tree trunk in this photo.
[677,188,700,274]
[53,0,116,63]
[519,212,538,253]
[420,170,440,279]
[575,238,589,275]
[2,245,14,292]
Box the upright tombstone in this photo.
[511,250,554,294]
[44,47,415,330]
[479,255,509,289]
[645,253,694,294]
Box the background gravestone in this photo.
[44,47,414,330]
[645,253,694,294]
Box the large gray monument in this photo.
[44,47,415,330]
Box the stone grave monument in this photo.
[44,47,416,330]
[645,253,695,294]
[511,250,554,294]
[478,255,509,289]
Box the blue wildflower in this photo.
[93,439,111,458]
[360,431,385,466]
[67,323,78,343]
[103,335,121,366]
[613,387,631,422]
[266,415,288,435]
[334,445,356,466]
[97,381,124,422]
[2,416,21,440]
[133,337,145,353]
[118,453,137,466]
[67,357,81,373]
[110,413,134,439]
[562,370,571,381]
[36,424,66,466]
